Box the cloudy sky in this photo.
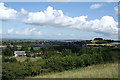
[0,2,119,40]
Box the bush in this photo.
[3,58,17,62]
[73,56,85,68]
[98,47,112,62]
[26,53,31,57]
[80,54,92,66]
[62,55,76,70]
[42,50,58,59]
[91,53,103,64]
[45,55,64,72]
[2,62,26,79]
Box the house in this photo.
[14,51,26,57]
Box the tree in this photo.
[99,47,112,62]
[42,50,58,59]
[26,53,31,57]
[94,38,103,40]
[30,47,34,52]
[2,48,13,56]
[12,45,17,51]
[20,46,28,52]
[61,49,72,56]
[6,45,12,51]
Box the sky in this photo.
[0,1,119,40]
[1,0,120,2]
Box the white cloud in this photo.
[7,29,14,34]
[71,16,118,35]
[23,6,118,36]
[21,8,28,14]
[0,3,18,21]
[90,4,104,9]
[16,28,41,36]
[106,0,115,2]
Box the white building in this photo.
[14,51,26,57]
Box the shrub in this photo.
[62,55,76,70]
[45,55,64,72]
[3,58,17,62]
[91,53,103,64]
[98,47,112,62]
[73,56,85,68]
[80,54,92,66]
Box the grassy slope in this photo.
[30,63,118,78]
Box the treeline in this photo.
[2,38,118,47]
[2,43,82,57]
[2,40,85,47]
[2,46,119,79]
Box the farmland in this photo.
[1,38,120,79]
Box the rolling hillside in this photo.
[30,63,118,78]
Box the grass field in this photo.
[10,56,42,59]
[9,56,42,62]
[30,63,118,78]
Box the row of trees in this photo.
[2,40,84,47]
[2,38,117,47]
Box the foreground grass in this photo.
[30,63,118,78]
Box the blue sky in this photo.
[1,0,120,2]
[0,2,119,40]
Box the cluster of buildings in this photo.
[14,51,41,57]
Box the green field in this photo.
[10,56,42,60]
[30,63,118,78]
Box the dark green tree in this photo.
[20,46,28,53]
[26,53,31,57]
[30,47,34,52]
[61,49,72,56]
[2,48,13,56]
[12,45,17,51]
